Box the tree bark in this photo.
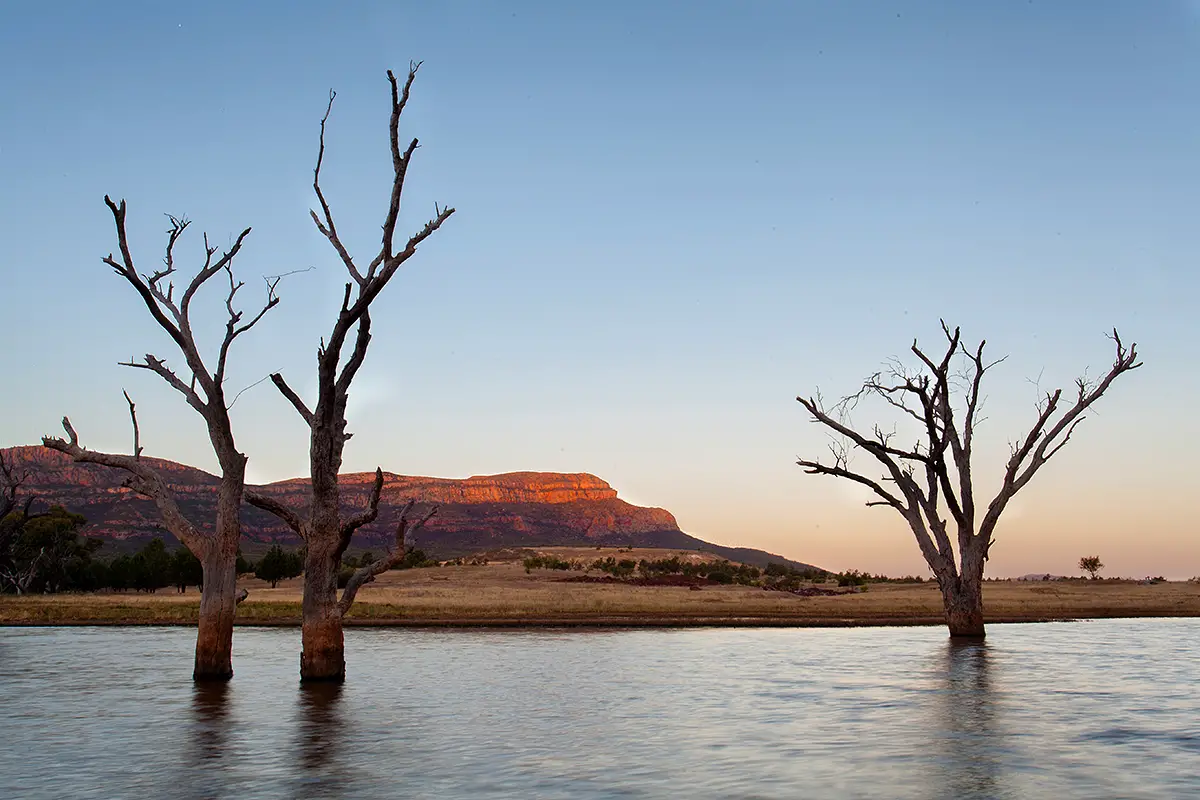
[300,541,345,682]
[194,549,237,680]
[192,466,244,680]
[940,578,985,638]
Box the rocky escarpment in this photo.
[3,446,815,570]
[3,446,676,548]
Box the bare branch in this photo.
[309,88,362,284]
[337,498,437,616]
[123,390,143,460]
[244,490,306,540]
[335,312,372,395]
[103,196,188,352]
[227,374,275,411]
[374,62,423,275]
[216,267,281,385]
[120,354,206,414]
[269,372,314,426]
[795,456,905,511]
[340,468,384,545]
[999,331,1140,501]
[41,418,208,555]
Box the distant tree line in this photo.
[520,554,934,589]
[0,504,209,595]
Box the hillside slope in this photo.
[2,445,819,571]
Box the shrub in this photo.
[836,570,867,587]
[255,545,303,588]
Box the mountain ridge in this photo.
[1,445,819,571]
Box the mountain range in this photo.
[2,446,818,571]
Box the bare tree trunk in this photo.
[940,575,985,638]
[192,467,244,680]
[195,549,237,680]
[299,541,345,681]
[943,585,985,637]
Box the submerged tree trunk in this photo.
[940,577,985,638]
[192,468,245,681]
[934,538,987,638]
[300,543,346,682]
[195,550,237,680]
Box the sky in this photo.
[1,1,1197,578]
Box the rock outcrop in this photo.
[2,445,815,570]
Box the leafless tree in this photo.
[43,201,279,679]
[0,453,43,593]
[796,323,1140,637]
[0,452,33,522]
[245,63,454,681]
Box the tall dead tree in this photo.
[795,323,1140,637]
[246,63,454,681]
[43,200,278,679]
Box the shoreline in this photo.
[4,565,1197,629]
[3,610,1197,629]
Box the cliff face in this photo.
[2,446,680,553]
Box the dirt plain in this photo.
[2,546,1197,627]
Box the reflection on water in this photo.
[189,682,231,765]
[294,683,350,796]
[934,640,998,799]
[1,620,1198,799]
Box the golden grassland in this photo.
[2,547,1197,627]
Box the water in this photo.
[0,620,1196,799]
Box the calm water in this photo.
[0,620,1197,799]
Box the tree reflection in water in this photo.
[294,682,356,795]
[188,682,230,765]
[179,681,234,800]
[933,639,1003,800]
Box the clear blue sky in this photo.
[2,1,1197,576]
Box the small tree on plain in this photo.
[796,323,1139,638]
[1079,556,1104,580]
[172,547,204,592]
[254,545,289,588]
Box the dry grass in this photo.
[2,547,1197,627]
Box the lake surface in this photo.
[0,620,1197,798]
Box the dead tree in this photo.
[245,63,454,681]
[0,452,33,522]
[0,453,42,593]
[795,323,1140,637]
[43,200,278,679]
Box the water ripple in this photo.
[0,620,1197,798]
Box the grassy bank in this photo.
[3,549,1197,627]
